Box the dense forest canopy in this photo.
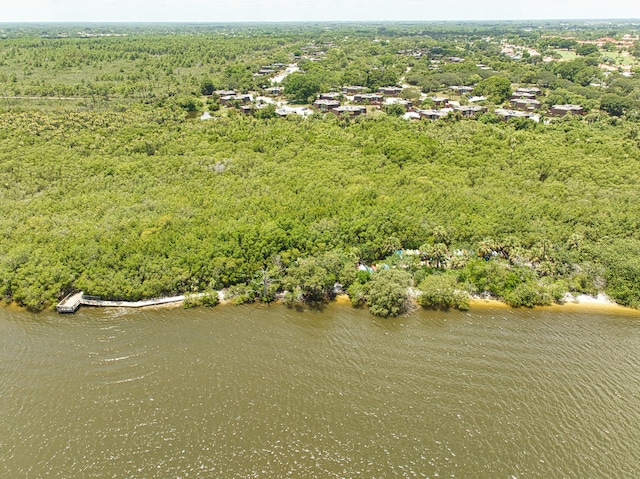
[1,21,640,314]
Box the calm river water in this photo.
[1,302,639,478]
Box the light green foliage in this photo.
[347,281,369,307]
[200,291,220,307]
[598,238,640,308]
[254,103,277,119]
[400,87,420,100]
[226,284,256,305]
[183,291,220,308]
[1,108,640,309]
[417,273,469,311]
[183,294,202,308]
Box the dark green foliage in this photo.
[175,96,201,112]
[200,78,215,96]
[600,94,632,117]
[576,44,600,56]
[384,103,406,116]
[284,251,348,301]
[540,38,578,50]
[366,269,412,317]
[284,73,321,103]
[473,76,512,104]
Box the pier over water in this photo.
[56,291,185,313]
[55,291,84,313]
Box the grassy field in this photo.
[601,50,639,67]
[552,49,578,61]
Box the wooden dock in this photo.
[80,295,185,308]
[56,292,186,314]
[56,291,84,313]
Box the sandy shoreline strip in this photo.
[468,293,640,315]
[94,292,640,315]
[7,290,639,315]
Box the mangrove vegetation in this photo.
[1,22,640,315]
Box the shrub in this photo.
[226,284,255,305]
[182,294,202,309]
[367,269,412,317]
[347,281,369,307]
[417,273,469,311]
[200,291,220,307]
[504,282,553,308]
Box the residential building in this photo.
[511,91,537,100]
[418,108,453,120]
[264,87,282,96]
[313,99,340,112]
[510,98,541,111]
[549,104,585,116]
[378,86,404,97]
[342,86,367,94]
[353,93,383,105]
[494,108,533,121]
[453,105,487,117]
[427,96,450,107]
[515,87,542,96]
[319,92,342,100]
[450,85,474,95]
[384,98,413,111]
[332,105,367,116]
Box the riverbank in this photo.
[467,293,640,315]
[186,291,638,315]
[12,289,637,316]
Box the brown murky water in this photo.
[1,302,639,478]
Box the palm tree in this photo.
[431,243,449,270]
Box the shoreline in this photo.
[467,293,639,314]
[4,291,638,316]
[79,292,640,316]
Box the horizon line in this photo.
[1,18,640,25]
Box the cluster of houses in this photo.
[310,86,421,117]
[304,84,585,121]
[253,63,288,77]
[209,81,585,122]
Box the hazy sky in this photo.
[3,0,640,23]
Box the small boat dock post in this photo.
[56,291,84,313]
